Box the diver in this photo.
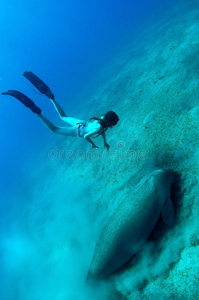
[2,71,119,150]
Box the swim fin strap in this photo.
[1,90,41,114]
[23,71,55,100]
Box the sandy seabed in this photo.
[67,2,199,298]
[68,2,199,298]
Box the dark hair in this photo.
[104,111,119,127]
[89,111,119,138]
[90,111,119,129]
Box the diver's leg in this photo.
[22,71,84,125]
[50,99,85,125]
[50,99,67,119]
[37,114,78,136]
[62,116,86,126]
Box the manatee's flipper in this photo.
[161,198,174,225]
[23,71,55,100]
[1,90,41,114]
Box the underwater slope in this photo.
[71,1,199,298]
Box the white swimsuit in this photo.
[77,120,102,137]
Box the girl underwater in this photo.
[2,71,119,150]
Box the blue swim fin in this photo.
[1,90,41,114]
[23,71,55,100]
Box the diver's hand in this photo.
[104,142,110,151]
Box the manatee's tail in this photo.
[23,71,55,100]
[1,90,41,114]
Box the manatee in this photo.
[87,168,176,280]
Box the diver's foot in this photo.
[1,90,42,114]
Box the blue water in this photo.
[0,0,176,194]
[0,0,189,299]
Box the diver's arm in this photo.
[84,131,99,149]
[101,131,110,151]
